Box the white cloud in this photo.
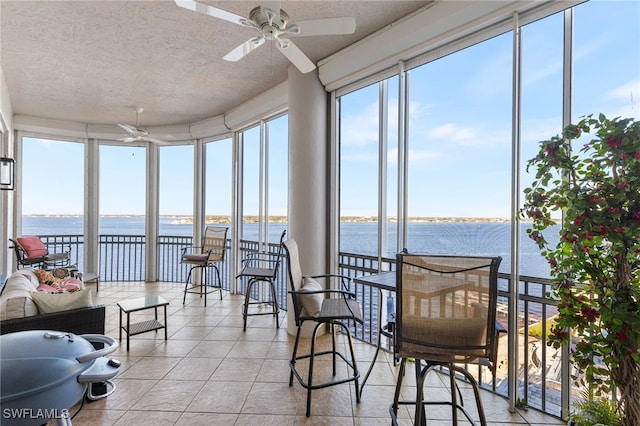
[340,102,380,147]
[428,123,476,142]
[606,79,640,103]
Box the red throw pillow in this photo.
[16,236,48,258]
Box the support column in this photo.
[84,139,99,276]
[287,67,328,336]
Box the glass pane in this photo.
[205,137,232,230]
[520,11,564,279]
[267,115,288,243]
[406,33,512,272]
[573,0,640,120]
[100,145,146,235]
[339,83,380,256]
[242,125,260,242]
[159,144,193,236]
[22,137,84,235]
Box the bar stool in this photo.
[237,230,286,331]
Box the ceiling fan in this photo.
[175,0,356,74]
[117,107,167,144]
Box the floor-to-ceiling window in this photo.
[339,83,381,258]
[205,137,233,227]
[236,114,289,297]
[99,145,146,232]
[405,33,512,267]
[99,144,146,280]
[265,114,288,242]
[159,144,194,232]
[21,136,84,268]
[238,114,289,250]
[573,1,639,121]
[240,124,261,247]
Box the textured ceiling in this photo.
[1,0,430,128]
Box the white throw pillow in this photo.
[299,276,323,318]
[30,287,93,314]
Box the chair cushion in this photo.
[182,253,210,263]
[16,236,48,258]
[299,277,323,318]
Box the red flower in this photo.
[607,134,621,148]
[635,151,640,159]
[618,182,629,189]
[609,207,620,214]
[580,307,598,321]
[614,325,629,342]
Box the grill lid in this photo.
[0,330,95,402]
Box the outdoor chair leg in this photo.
[268,279,280,328]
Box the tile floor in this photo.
[70,281,566,425]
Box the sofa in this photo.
[0,268,105,336]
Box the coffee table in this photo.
[117,295,169,351]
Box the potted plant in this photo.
[568,391,622,426]
[522,114,640,426]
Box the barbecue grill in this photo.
[1,330,119,425]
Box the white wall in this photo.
[1,65,15,275]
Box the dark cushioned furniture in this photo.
[0,304,106,335]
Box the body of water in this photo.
[22,216,557,279]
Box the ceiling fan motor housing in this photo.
[248,6,291,39]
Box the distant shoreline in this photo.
[24,214,514,223]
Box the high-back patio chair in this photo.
[181,226,228,306]
[390,253,502,426]
[10,236,71,270]
[236,229,286,331]
[283,237,363,417]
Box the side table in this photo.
[117,295,169,351]
[82,272,100,292]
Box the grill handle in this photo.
[76,334,119,363]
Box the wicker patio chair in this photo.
[390,253,502,426]
[236,229,286,331]
[283,237,363,417]
[181,226,228,306]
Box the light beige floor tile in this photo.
[209,357,263,382]
[117,356,181,379]
[241,382,299,415]
[131,379,204,411]
[164,356,222,381]
[235,414,296,426]
[174,412,239,425]
[186,381,253,413]
[113,410,181,425]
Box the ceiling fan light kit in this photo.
[175,0,356,74]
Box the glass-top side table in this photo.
[117,296,169,351]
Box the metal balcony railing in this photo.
[36,235,568,419]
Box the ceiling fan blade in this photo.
[117,123,137,134]
[276,39,315,74]
[174,0,245,26]
[223,37,265,61]
[261,1,281,24]
[290,17,356,36]
[118,136,137,143]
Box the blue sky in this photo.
[21,0,640,218]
